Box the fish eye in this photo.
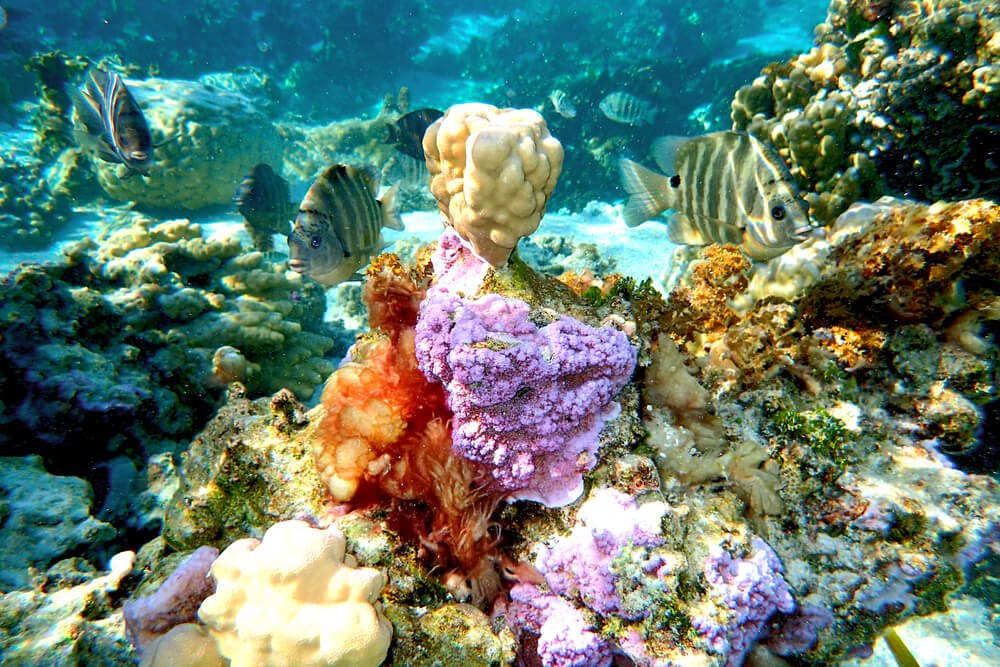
[770,205,786,221]
[310,235,322,249]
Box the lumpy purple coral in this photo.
[122,545,219,653]
[415,290,636,507]
[507,582,613,667]
[692,537,796,666]
[537,487,667,616]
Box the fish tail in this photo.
[619,158,674,227]
[378,183,405,231]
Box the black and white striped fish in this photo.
[619,131,816,261]
[288,165,404,287]
[69,67,153,174]
[599,91,657,126]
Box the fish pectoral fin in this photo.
[667,213,712,246]
[377,184,405,230]
[153,134,176,149]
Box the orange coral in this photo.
[313,254,502,606]
[665,244,751,345]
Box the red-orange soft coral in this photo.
[313,254,502,605]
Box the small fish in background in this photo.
[382,153,430,190]
[68,66,153,174]
[233,163,295,252]
[619,131,816,261]
[385,108,443,161]
[548,89,577,119]
[288,165,404,287]
[599,91,657,126]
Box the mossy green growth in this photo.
[887,510,927,543]
[771,407,851,466]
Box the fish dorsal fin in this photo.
[377,183,405,231]
[650,135,690,174]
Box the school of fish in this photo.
[69,66,818,290]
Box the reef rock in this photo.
[0,456,116,590]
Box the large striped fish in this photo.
[288,165,404,287]
[619,131,816,261]
[69,67,153,174]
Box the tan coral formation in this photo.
[198,519,392,667]
[423,103,564,266]
[98,216,336,399]
[90,77,284,210]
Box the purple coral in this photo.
[507,582,613,667]
[537,488,667,617]
[414,289,636,507]
[692,537,796,666]
[123,545,219,652]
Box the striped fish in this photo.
[69,67,153,174]
[599,91,657,126]
[548,89,577,119]
[619,131,816,261]
[234,163,295,252]
[288,165,404,287]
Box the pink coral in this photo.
[123,545,219,653]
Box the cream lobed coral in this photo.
[198,519,392,667]
[423,103,564,267]
[91,77,283,210]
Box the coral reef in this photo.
[198,520,392,667]
[88,77,284,210]
[0,552,136,665]
[415,289,636,506]
[162,386,328,551]
[730,0,999,222]
[0,456,116,590]
[123,545,219,653]
[424,103,564,266]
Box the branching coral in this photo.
[423,103,564,266]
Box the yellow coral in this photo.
[198,520,392,667]
[423,103,564,266]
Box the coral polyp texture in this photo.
[423,103,564,266]
[198,520,392,667]
[415,289,637,506]
[730,0,999,223]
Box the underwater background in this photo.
[0,0,998,665]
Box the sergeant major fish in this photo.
[619,131,816,261]
[68,66,153,174]
[233,163,295,252]
[548,89,577,119]
[288,164,404,287]
[386,108,443,161]
[599,91,657,126]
